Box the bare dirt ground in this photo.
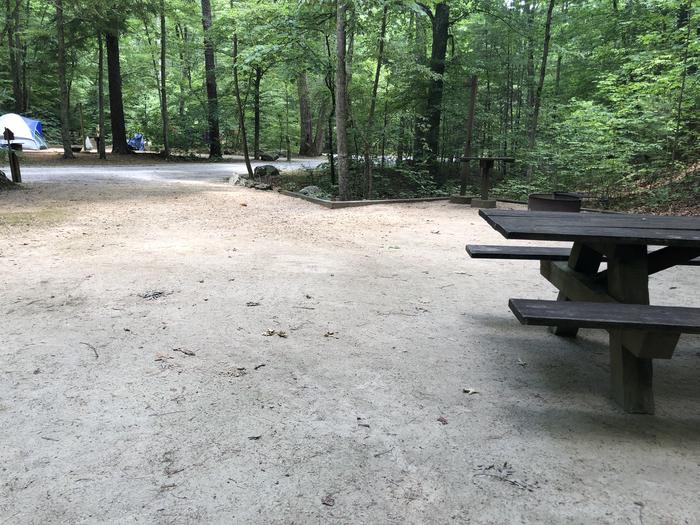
[1,166,699,524]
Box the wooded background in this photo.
[1,0,698,203]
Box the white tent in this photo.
[0,113,48,150]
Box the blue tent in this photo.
[0,113,48,150]
[127,133,146,151]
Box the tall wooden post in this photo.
[460,75,477,196]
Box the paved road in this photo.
[11,158,325,184]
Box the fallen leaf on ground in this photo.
[324,331,337,338]
[276,331,288,338]
[263,329,276,336]
[240,203,248,207]
[437,416,448,425]
[517,359,528,367]
[254,364,266,370]
[431,230,440,234]
[463,388,479,395]
[321,495,335,507]
[248,435,262,440]
[246,302,261,307]
[155,353,173,362]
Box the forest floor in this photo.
[0,163,699,523]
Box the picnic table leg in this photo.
[606,245,654,414]
[479,159,494,200]
[551,243,603,337]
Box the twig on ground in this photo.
[80,342,99,358]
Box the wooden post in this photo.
[606,245,654,414]
[479,159,494,200]
[460,75,477,196]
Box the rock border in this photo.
[278,190,451,209]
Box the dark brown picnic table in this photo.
[478,208,700,413]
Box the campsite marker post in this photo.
[3,127,21,183]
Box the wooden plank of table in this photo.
[481,209,700,230]
[508,299,700,333]
[481,217,700,247]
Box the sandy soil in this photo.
[1,169,699,524]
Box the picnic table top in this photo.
[461,156,515,162]
[479,209,700,247]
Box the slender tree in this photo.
[526,0,556,178]
[54,0,73,159]
[159,0,170,157]
[200,0,221,158]
[97,31,106,160]
[233,33,253,177]
[335,0,350,200]
[364,3,388,199]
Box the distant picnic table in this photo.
[469,209,700,414]
[461,156,514,200]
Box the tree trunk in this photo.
[460,75,477,196]
[313,98,328,155]
[200,0,221,158]
[54,0,73,158]
[253,66,262,159]
[106,31,130,154]
[97,31,106,159]
[364,3,388,199]
[335,1,350,200]
[6,0,23,112]
[416,2,449,175]
[160,2,170,157]
[233,34,253,178]
[671,2,692,161]
[297,71,314,156]
[526,0,556,178]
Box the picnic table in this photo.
[461,156,514,200]
[470,209,700,414]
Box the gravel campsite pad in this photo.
[1,166,698,523]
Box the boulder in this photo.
[259,152,280,162]
[299,185,322,196]
[254,164,280,178]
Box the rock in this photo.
[259,152,279,162]
[253,183,272,191]
[299,185,322,196]
[254,165,280,178]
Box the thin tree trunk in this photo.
[55,0,73,158]
[460,75,477,196]
[233,34,253,178]
[106,30,130,154]
[526,0,556,178]
[335,0,350,200]
[297,71,314,156]
[671,3,692,162]
[313,98,328,155]
[364,3,388,199]
[160,1,170,156]
[6,0,23,112]
[97,31,106,159]
[200,0,221,158]
[253,66,262,159]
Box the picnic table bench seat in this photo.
[466,244,700,266]
[509,298,700,335]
